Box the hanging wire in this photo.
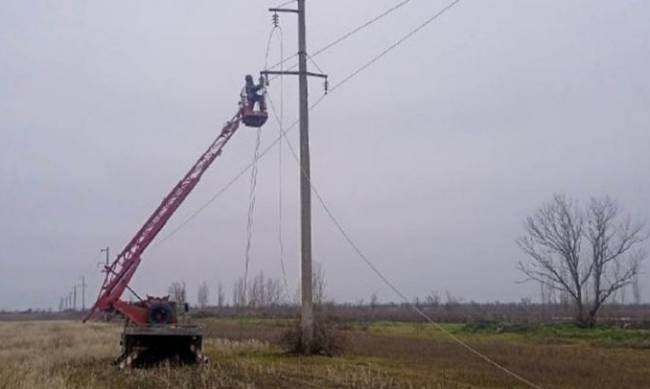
[157,0,458,255]
[243,127,262,302]
[153,0,433,249]
[264,20,291,296]
[266,86,543,389]
[261,1,542,386]
[277,31,290,296]
[157,0,542,386]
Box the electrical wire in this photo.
[306,53,326,76]
[273,0,297,9]
[267,0,413,72]
[243,127,262,299]
[266,89,544,389]
[330,0,460,93]
[160,0,454,251]
[148,7,545,384]
[156,0,457,260]
[262,2,543,386]
[312,0,412,59]
[265,23,291,296]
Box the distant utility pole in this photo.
[73,285,78,311]
[80,276,87,311]
[263,0,327,352]
[100,246,110,267]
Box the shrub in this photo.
[280,317,345,356]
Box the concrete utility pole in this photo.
[297,0,314,351]
[263,0,327,351]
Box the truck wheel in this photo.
[147,303,174,324]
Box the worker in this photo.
[244,74,266,112]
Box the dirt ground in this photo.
[1,319,649,388]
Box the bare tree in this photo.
[558,266,571,307]
[265,277,283,306]
[370,292,379,309]
[444,290,462,308]
[425,290,440,307]
[517,195,646,326]
[168,281,187,307]
[248,273,263,308]
[231,273,284,308]
[586,197,646,314]
[197,281,209,308]
[217,282,225,308]
[632,273,642,305]
[312,262,326,305]
[232,278,246,307]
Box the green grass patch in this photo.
[459,321,650,348]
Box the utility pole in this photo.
[80,276,87,311]
[296,0,314,351]
[73,285,77,311]
[100,246,110,267]
[263,0,326,352]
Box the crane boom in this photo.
[85,110,242,323]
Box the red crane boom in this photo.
[84,110,242,325]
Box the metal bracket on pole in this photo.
[268,7,299,14]
[261,70,329,93]
[261,70,327,79]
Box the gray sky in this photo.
[1,0,649,310]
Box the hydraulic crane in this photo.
[84,87,268,368]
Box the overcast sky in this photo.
[1,0,649,310]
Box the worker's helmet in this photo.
[245,74,254,83]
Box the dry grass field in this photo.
[1,319,649,389]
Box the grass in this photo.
[1,319,650,388]
[458,321,650,348]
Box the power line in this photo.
[261,1,543,386]
[265,90,543,389]
[274,0,297,9]
[267,0,414,72]
[312,0,413,58]
[305,167,544,389]
[330,0,461,93]
[156,0,459,253]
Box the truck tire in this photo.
[147,303,174,324]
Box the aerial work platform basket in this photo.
[241,104,268,128]
[240,76,268,128]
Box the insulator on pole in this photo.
[272,12,280,27]
[324,78,329,95]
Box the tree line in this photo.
[167,263,327,309]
